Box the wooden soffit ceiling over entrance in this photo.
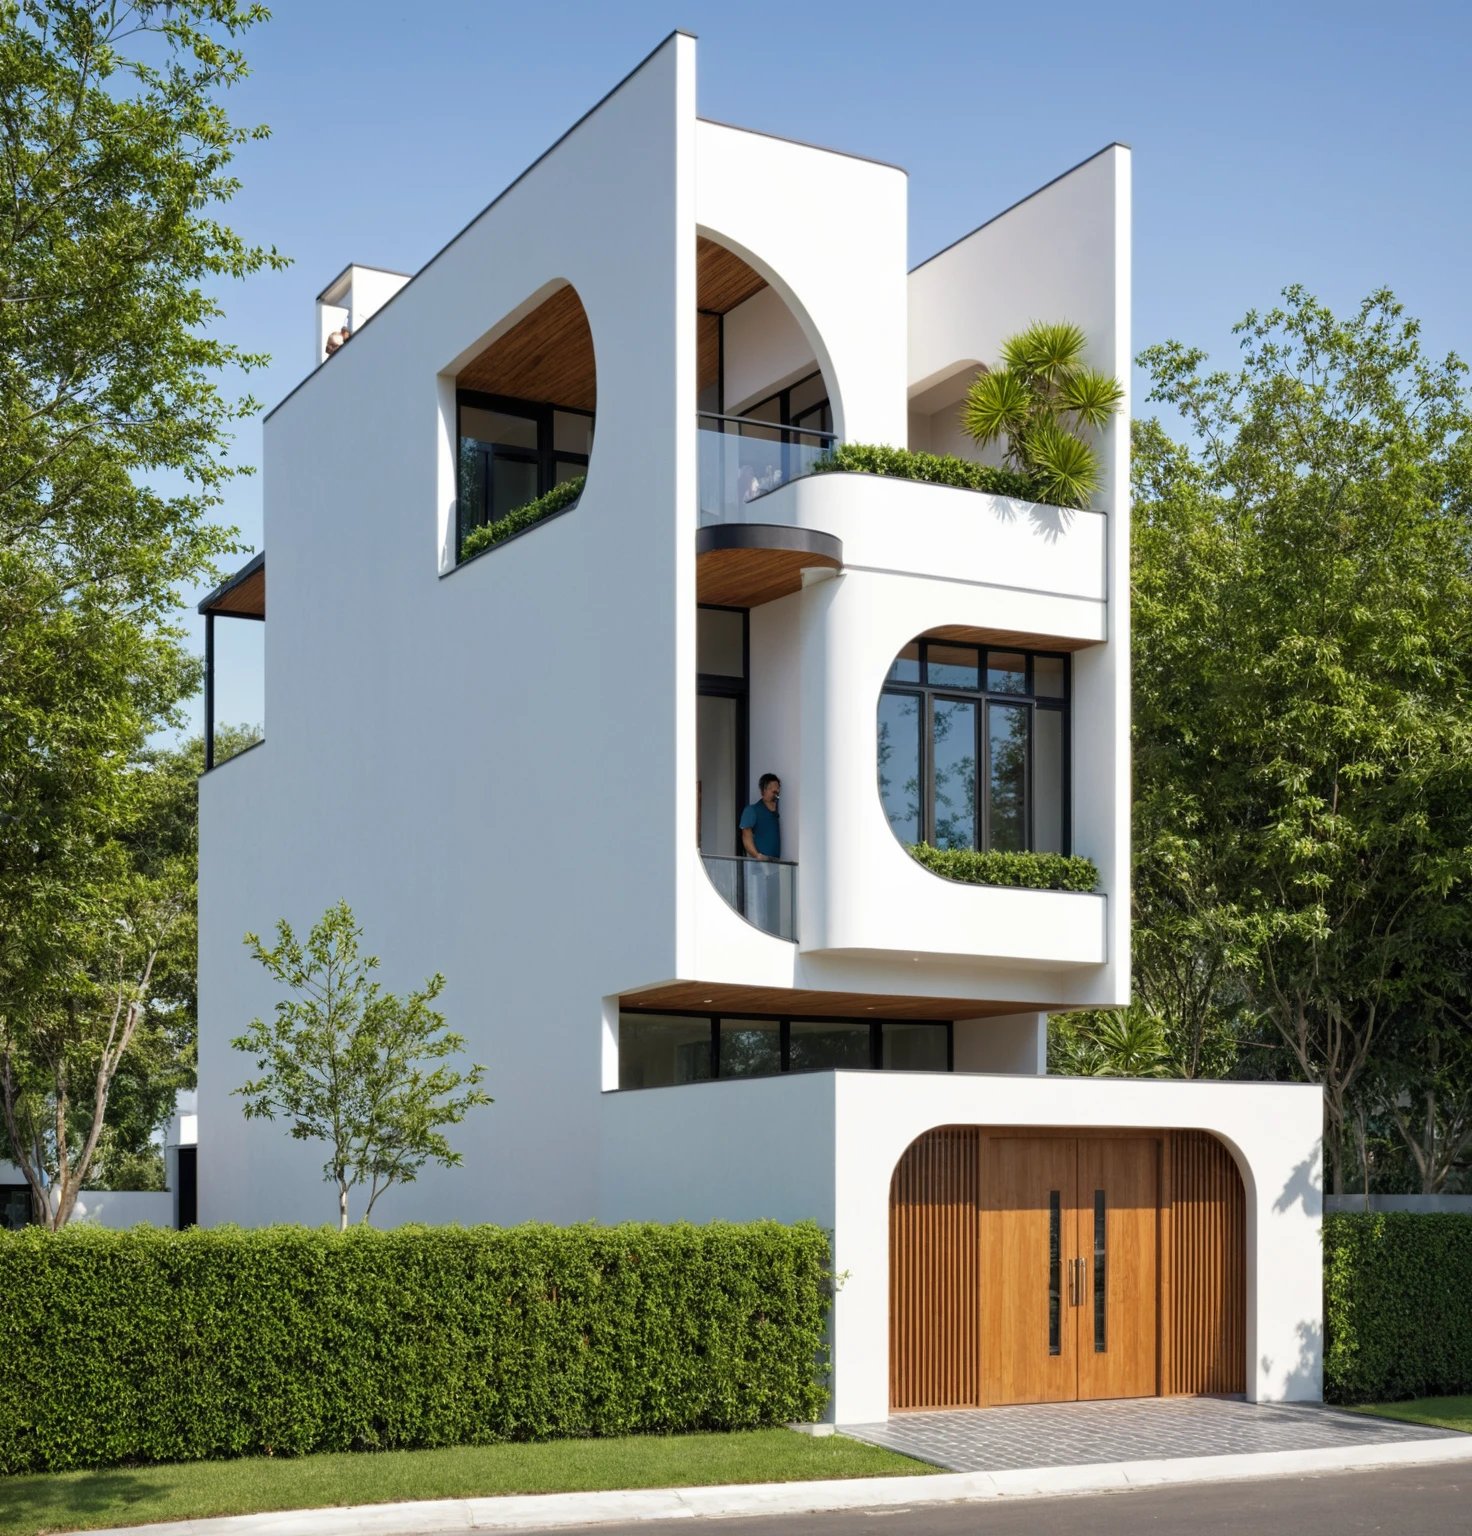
[922,624,1097,654]
[623,981,1062,1023]
[457,285,596,411]
[697,237,767,314]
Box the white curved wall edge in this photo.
[752,472,1108,609]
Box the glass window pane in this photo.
[877,692,922,844]
[886,642,920,684]
[718,1019,781,1078]
[927,645,979,689]
[554,410,594,455]
[1034,655,1066,698]
[1094,1190,1108,1352]
[987,651,1028,694]
[987,702,1028,852]
[882,1024,949,1071]
[490,455,539,521]
[1035,707,1065,854]
[619,1014,711,1090]
[789,1021,871,1072]
[458,440,485,541]
[788,372,828,417]
[461,405,538,450]
[554,458,586,486]
[698,608,745,677]
[698,694,739,856]
[933,697,978,850]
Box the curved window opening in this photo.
[879,635,1070,856]
[454,284,595,561]
[696,236,836,525]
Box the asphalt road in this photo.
[555,1463,1472,1536]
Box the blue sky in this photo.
[190,0,1472,736]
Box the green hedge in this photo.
[1324,1212,1472,1403]
[906,843,1099,892]
[0,1220,831,1474]
[809,443,1045,502]
[461,475,585,562]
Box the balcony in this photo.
[697,412,835,527]
[701,854,798,942]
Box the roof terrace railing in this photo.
[697,411,836,527]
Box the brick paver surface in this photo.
[842,1396,1455,1472]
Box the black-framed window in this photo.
[878,640,1070,854]
[697,605,748,857]
[456,389,594,553]
[616,1010,952,1090]
[741,369,833,437]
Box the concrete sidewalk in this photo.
[82,1430,1472,1536]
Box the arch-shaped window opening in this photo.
[696,237,835,525]
[454,284,595,560]
[879,635,1071,855]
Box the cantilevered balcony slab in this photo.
[696,522,842,608]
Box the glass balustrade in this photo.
[701,854,798,941]
[697,413,836,527]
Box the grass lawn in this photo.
[1350,1395,1472,1434]
[0,1430,934,1536]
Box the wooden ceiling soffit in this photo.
[198,551,265,619]
[697,236,768,315]
[696,523,842,608]
[922,623,1097,654]
[621,980,1063,1023]
[456,285,596,412]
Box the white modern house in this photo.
[196,33,1324,1424]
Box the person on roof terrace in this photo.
[739,774,781,861]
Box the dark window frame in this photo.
[697,604,750,858]
[879,641,1071,855]
[618,1006,954,1087]
[455,389,594,551]
[741,368,833,437]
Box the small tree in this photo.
[232,902,490,1229]
[961,320,1124,508]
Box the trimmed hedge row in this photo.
[0,1220,831,1474]
[809,443,1045,501]
[1324,1212,1472,1403]
[460,475,585,562]
[906,843,1099,892]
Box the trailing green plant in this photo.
[809,443,1044,501]
[905,843,1098,892]
[1324,1213,1472,1402]
[460,476,585,562]
[962,321,1123,508]
[0,1219,832,1473]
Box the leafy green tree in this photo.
[962,320,1124,508]
[1133,288,1472,1191]
[0,2,279,1218]
[232,903,492,1230]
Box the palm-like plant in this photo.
[961,320,1124,509]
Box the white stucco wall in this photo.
[722,285,819,416]
[600,1072,1324,1423]
[199,34,700,1229]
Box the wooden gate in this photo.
[888,1126,1247,1409]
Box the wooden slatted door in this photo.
[1161,1130,1247,1395]
[889,1126,981,1409]
[889,1127,1245,1410]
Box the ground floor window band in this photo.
[617,1010,952,1090]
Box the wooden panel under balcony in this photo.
[696,522,842,608]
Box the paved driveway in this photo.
[841,1395,1455,1471]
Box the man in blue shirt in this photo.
[739,774,782,860]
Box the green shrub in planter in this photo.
[461,476,585,562]
[0,1219,831,1473]
[809,443,1045,502]
[906,843,1099,892]
[1323,1212,1472,1402]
